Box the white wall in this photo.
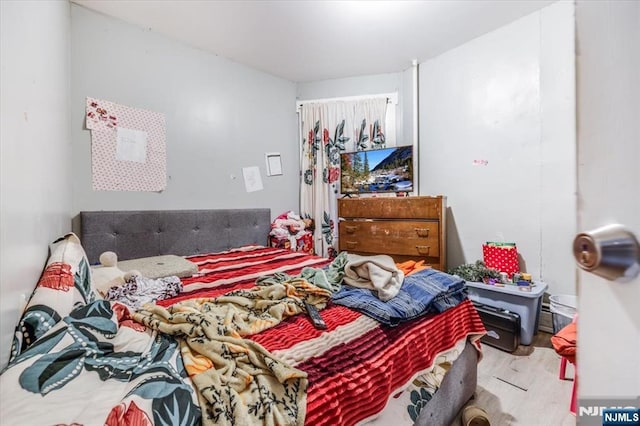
[539,2,577,297]
[71,5,299,218]
[419,1,576,295]
[0,1,72,368]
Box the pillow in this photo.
[117,255,198,279]
[9,233,98,363]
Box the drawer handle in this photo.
[345,225,358,234]
[416,245,431,255]
[414,228,430,238]
[346,241,358,249]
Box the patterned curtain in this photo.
[300,98,389,258]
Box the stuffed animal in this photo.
[92,251,140,295]
[271,211,308,236]
[269,211,315,253]
[99,251,118,267]
[302,217,314,231]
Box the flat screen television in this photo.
[340,145,414,195]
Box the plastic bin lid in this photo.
[464,281,548,298]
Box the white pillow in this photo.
[117,255,198,279]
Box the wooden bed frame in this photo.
[76,208,477,425]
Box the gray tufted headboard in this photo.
[79,209,271,264]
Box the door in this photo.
[575,0,640,423]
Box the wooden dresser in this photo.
[338,196,447,271]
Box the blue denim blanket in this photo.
[332,268,468,326]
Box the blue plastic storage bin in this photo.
[465,281,548,345]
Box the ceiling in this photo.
[72,0,556,83]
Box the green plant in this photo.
[448,260,501,282]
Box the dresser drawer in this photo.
[339,220,439,257]
[338,196,442,220]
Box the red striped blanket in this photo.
[160,246,486,425]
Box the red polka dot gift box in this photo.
[482,242,519,278]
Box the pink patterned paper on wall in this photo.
[86,97,166,191]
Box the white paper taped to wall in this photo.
[116,127,148,163]
[242,166,263,192]
[265,152,282,176]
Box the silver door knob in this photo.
[573,224,640,282]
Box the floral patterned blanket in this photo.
[2,299,201,425]
[1,234,201,425]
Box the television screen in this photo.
[340,145,413,195]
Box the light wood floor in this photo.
[451,332,576,426]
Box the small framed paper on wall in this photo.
[265,152,283,176]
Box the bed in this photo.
[1,209,485,426]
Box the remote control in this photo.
[304,302,327,330]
